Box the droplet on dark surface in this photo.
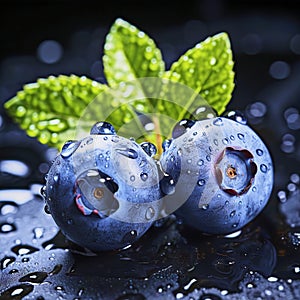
[1,256,16,270]
[11,245,39,256]
[172,119,196,139]
[0,283,34,299]
[0,222,17,234]
[19,271,48,284]
[162,139,172,151]
[60,140,80,158]
[140,142,157,157]
[90,121,116,135]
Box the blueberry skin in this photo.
[160,117,273,235]
[45,134,161,252]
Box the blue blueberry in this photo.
[44,122,161,252]
[160,117,273,235]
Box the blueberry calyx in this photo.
[214,147,257,196]
[172,119,196,139]
[90,121,116,135]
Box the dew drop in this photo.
[11,244,39,256]
[1,256,16,270]
[237,133,244,140]
[140,173,148,181]
[206,155,211,162]
[256,149,263,156]
[162,139,172,151]
[201,204,209,210]
[197,159,204,166]
[130,175,135,182]
[116,148,138,159]
[172,119,195,139]
[230,210,236,217]
[197,179,206,186]
[61,140,80,158]
[90,121,116,135]
[53,174,59,183]
[145,207,155,220]
[33,227,44,239]
[213,118,223,126]
[140,142,157,157]
[0,222,17,234]
[260,164,268,173]
[160,174,175,195]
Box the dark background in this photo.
[0,1,300,299]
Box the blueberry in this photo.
[44,123,161,252]
[160,117,273,235]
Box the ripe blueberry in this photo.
[44,122,161,252]
[160,117,273,235]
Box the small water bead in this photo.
[61,140,80,158]
[140,173,148,181]
[187,159,192,164]
[230,135,235,141]
[197,159,204,166]
[130,175,135,182]
[213,117,223,126]
[116,148,138,159]
[222,138,229,145]
[140,142,157,157]
[11,244,39,256]
[230,210,236,217]
[252,186,257,192]
[0,256,16,270]
[160,174,175,195]
[0,223,17,234]
[53,174,59,183]
[162,139,172,151]
[201,204,209,210]
[206,155,211,162]
[256,149,263,156]
[172,119,195,139]
[197,179,206,186]
[224,110,247,125]
[33,227,44,239]
[145,206,155,220]
[90,121,116,135]
[0,202,18,215]
[237,133,245,140]
[260,164,268,173]
[213,139,218,146]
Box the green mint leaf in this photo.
[103,18,165,87]
[167,32,235,115]
[4,75,107,150]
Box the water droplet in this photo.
[67,219,73,225]
[230,210,236,217]
[172,119,195,139]
[44,205,51,214]
[162,139,172,151]
[224,110,247,125]
[197,179,206,186]
[197,159,204,166]
[61,140,80,158]
[201,204,209,210]
[116,148,138,159]
[11,244,39,256]
[130,175,135,182]
[0,284,34,299]
[140,173,148,181]
[33,227,44,239]
[213,118,223,126]
[90,121,116,135]
[160,174,175,195]
[237,133,244,140]
[0,202,18,215]
[256,149,263,156]
[222,138,229,145]
[210,57,217,65]
[187,159,192,164]
[19,271,48,284]
[206,155,211,162]
[145,207,155,220]
[1,256,16,270]
[140,142,157,157]
[0,222,17,234]
[213,139,218,146]
[260,164,267,173]
[111,135,120,143]
[53,174,59,183]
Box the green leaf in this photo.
[103,18,165,88]
[4,75,108,150]
[167,32,235,115]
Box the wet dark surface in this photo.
[1,1,300,299]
